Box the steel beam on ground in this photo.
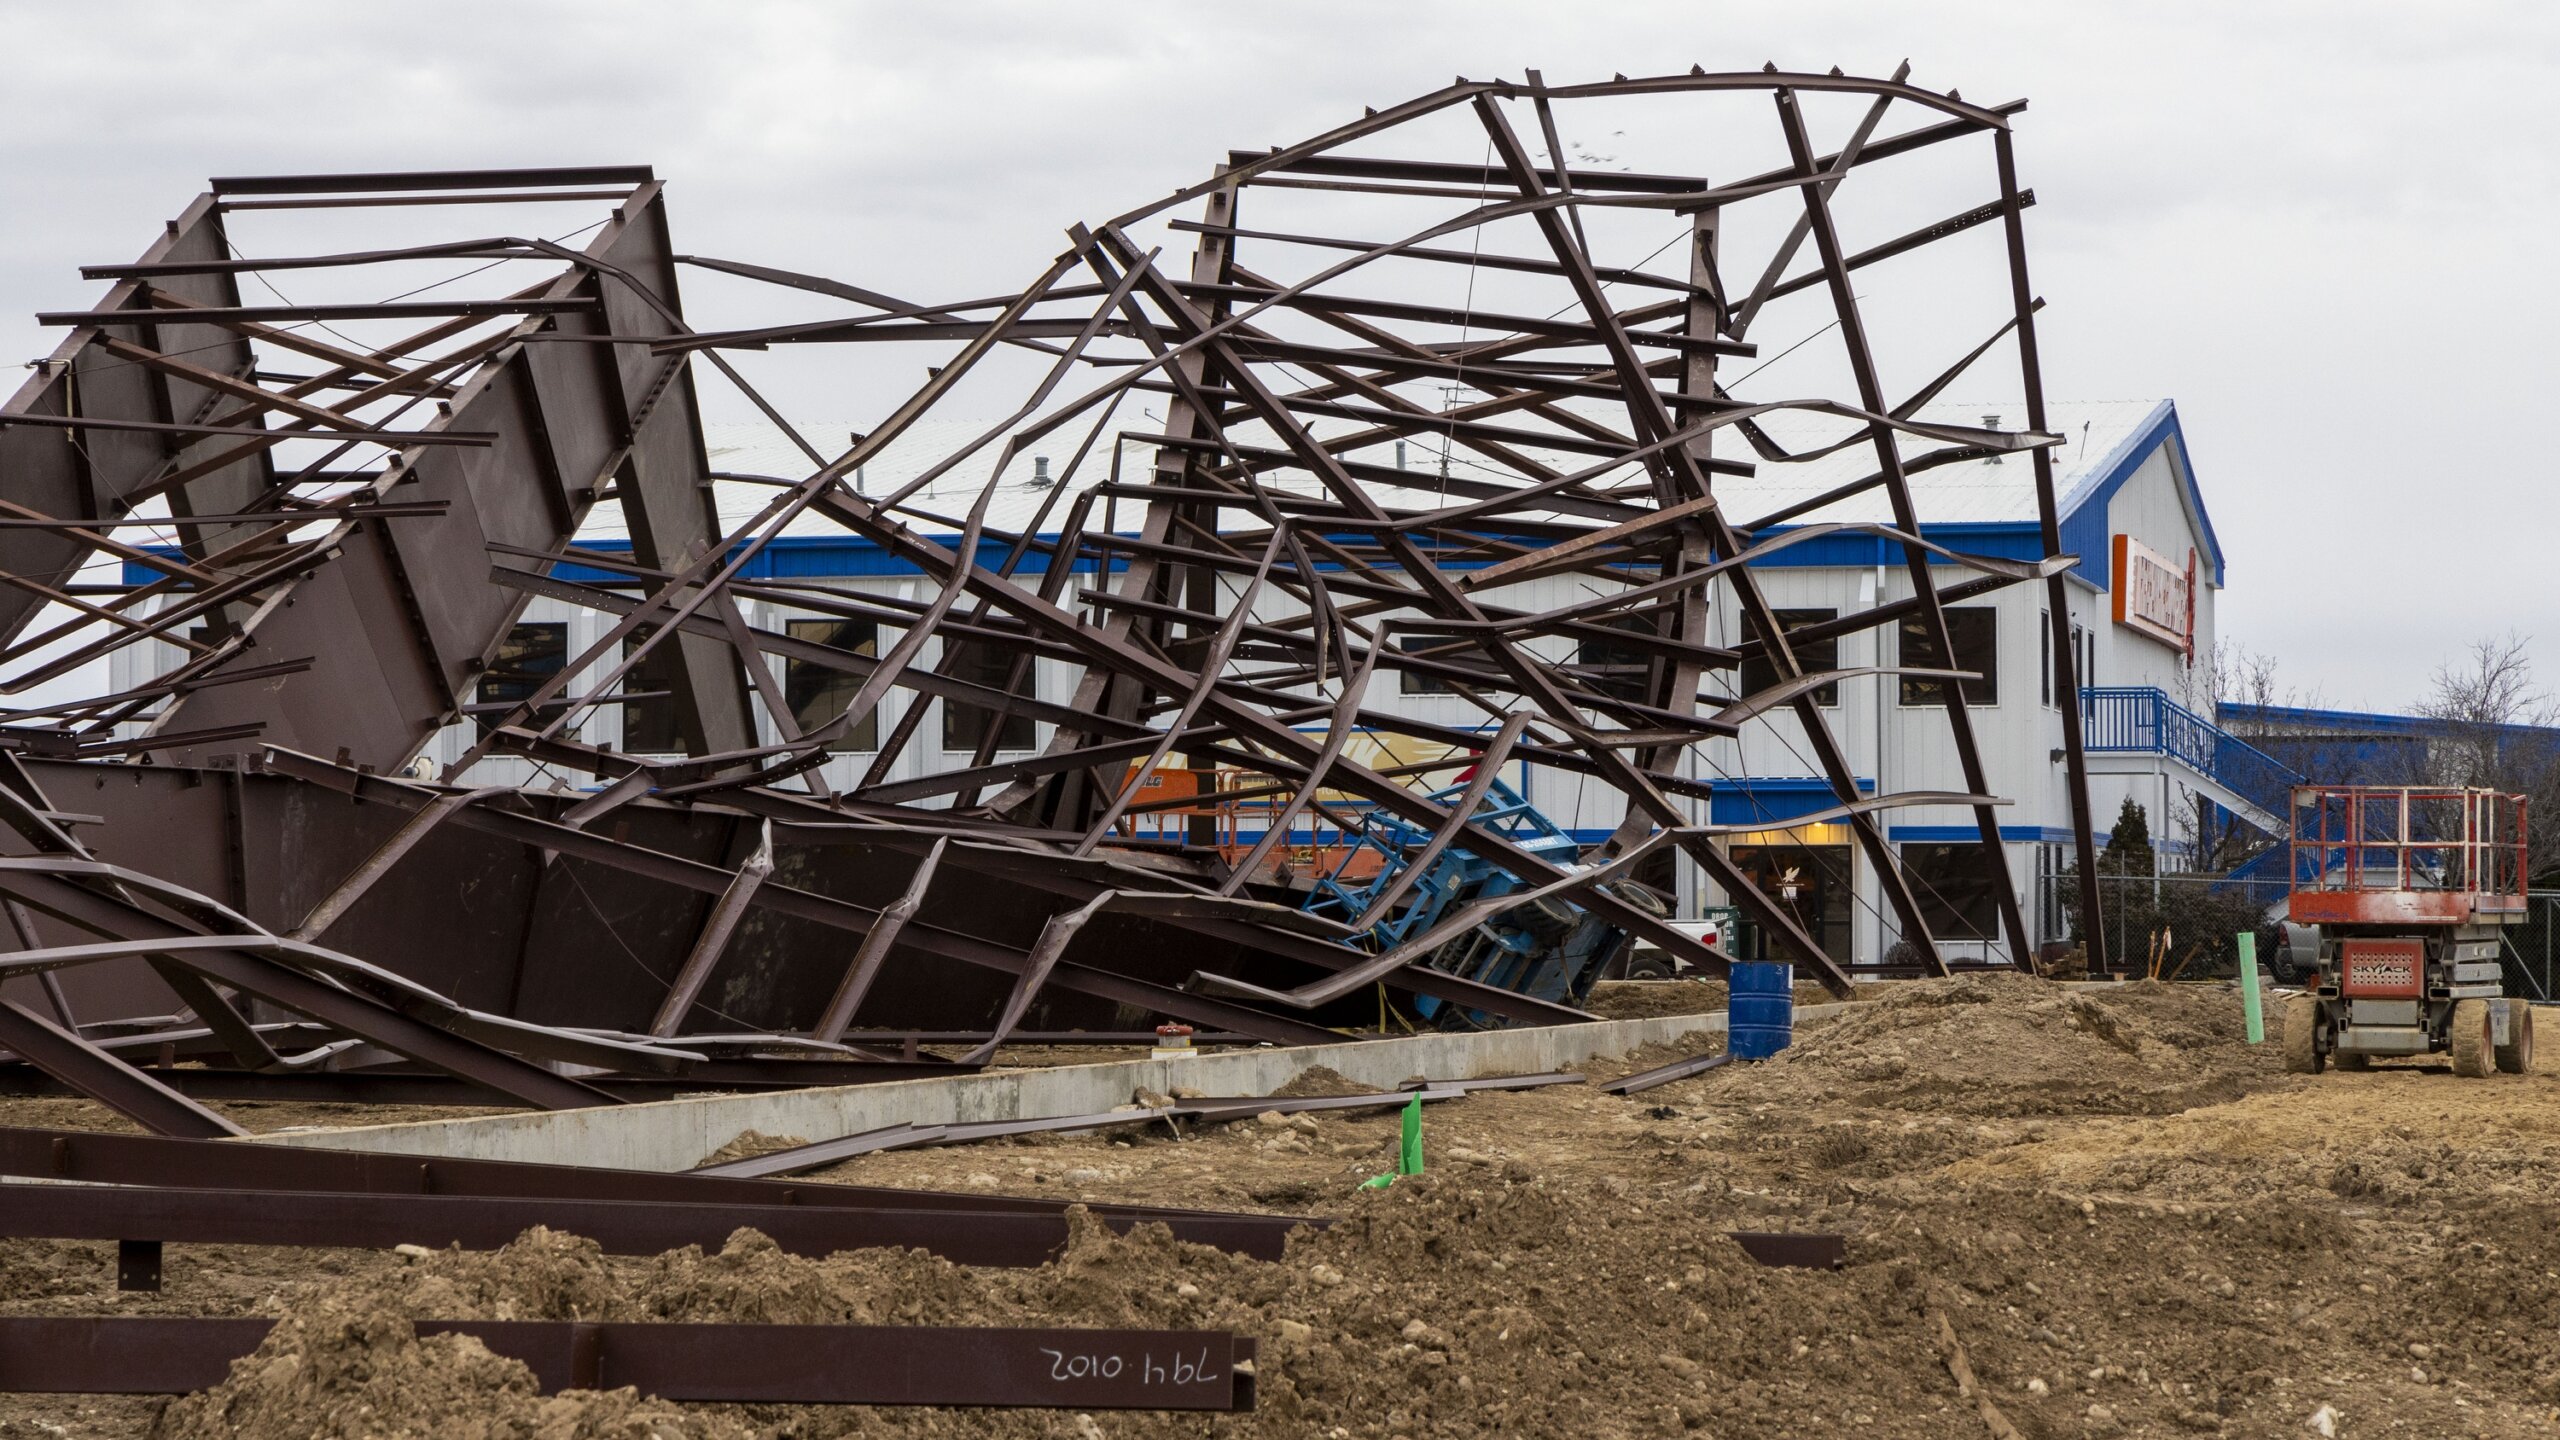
[0,1181,1304,1267]
[0,1317,1255,1411]
[0,1123,1310,1230]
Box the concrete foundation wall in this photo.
[246,1006,1824,1173]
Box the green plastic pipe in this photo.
[2237,931,2264,1044]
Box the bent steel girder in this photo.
[1,168,751,773]
[0,65,2100,1066]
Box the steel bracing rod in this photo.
[648,819,773,1036]
[1170,280,1754,360]
[80,237,547,280]
[1773,84,2032,965]
[1,898,77,1028]
[1994,126,2107,972]
[1458,496,1721,590]
[1728,62,1908,340]
[1753,189,2036,313]
[0,412,488,447]
[0,502,445,531]
[36,297,598,326]
[0,998,242,1138]
[957,891,1112,1064]
[811,837,944,1042]
[1465,90,1945,978]
[0,524,356,692]
[1169,219,1707,294]
[858,719,1275,807]
[287,786,514,941]
[0,494,216,593]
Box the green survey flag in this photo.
[1359,1092,1427,1190]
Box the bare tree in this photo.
[2182,639,2322,870]
[2417,633,2560,877]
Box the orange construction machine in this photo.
[2282,785,2533,1076]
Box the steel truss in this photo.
[0,72,2106,1133]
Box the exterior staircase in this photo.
[2079,686,2302,838]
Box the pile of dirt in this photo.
[1266,1065,1375,1099]
[1582,979,1725,1019]
[694,1129,811,1169]
[1701,974,2283,1116]
[1584,978,1849,1020]
[151,1294,717,1440]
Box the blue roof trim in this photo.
[2220,702,2560,743]
[1888,824,2078,844]
[2055,400,2226,591]
[1706,775,1875,827]
[1741,522,2046,569]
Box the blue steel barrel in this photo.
[1728,960,1794,1060]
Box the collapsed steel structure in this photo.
[0,68,2105,1135]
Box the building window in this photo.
[783,618,879,753]
[2072,622,2093,691]
[1901,841,2002,941]
[1398,635,1457,696]
[2039,611,2053,708]
[1576,614,1659,703]
[1737,608,1841,707]
[1899,607,1998,707]
[476,622,567,738]
[1730,841,1854,960]
[941,642,1037,752]
[620,625,684,754]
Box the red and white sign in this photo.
[2110,534,2195,658]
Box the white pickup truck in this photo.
[1620,916,1727,980]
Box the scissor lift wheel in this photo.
[2496,1004,2535,1074]
[2450,999,2496,1078]
[2283,995,2323,1075]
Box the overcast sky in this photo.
[2,1,2552,712]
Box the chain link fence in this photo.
[2031,872,2560,996]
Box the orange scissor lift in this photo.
[2282,785,2533,1076]
[1114,766,1399,892]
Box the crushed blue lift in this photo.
[1298,778,1648,1027]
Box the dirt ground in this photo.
[6,975,2560,1438]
